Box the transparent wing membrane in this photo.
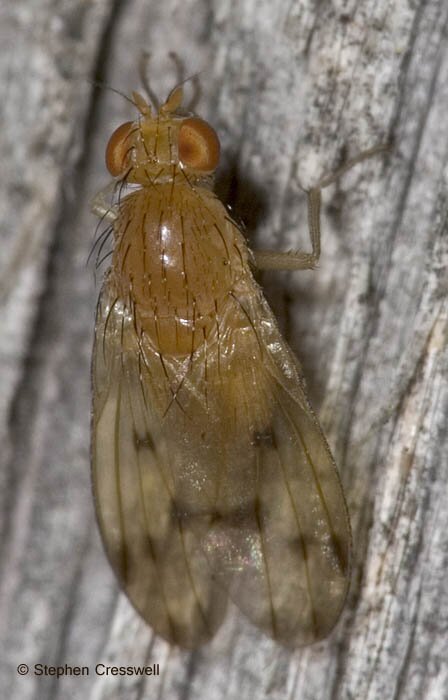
[92,274,350,647]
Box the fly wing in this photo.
[176,279,352,648]
[92,274,351,649]
[91,282,228,648]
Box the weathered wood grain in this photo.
[1,1,447,699]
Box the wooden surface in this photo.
[1,1,447,699]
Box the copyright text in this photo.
[17,663,160,678]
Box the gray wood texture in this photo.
[1,1,447,699]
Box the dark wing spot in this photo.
[252,428,277,449]
[329,533,350,576]
[141,532,157,560]
[289,536,310,562]
[133,429,156,453]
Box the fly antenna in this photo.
[168,52,203,110]
[168,51,185,86]
[183,73,201,112]
[139,51,160,111]
[166,52,203,112]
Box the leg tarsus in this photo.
[253,143,389,272]
[315,143,390,189]
[252,250,317,271]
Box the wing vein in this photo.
[134,349,214,637]
[254,448,278,639]
[271,374,346,573]
[114,377,128,579]
[123,368,178,641]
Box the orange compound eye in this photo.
[105,121,135,176]
[178,118,220,172]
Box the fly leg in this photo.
[91,181,119,222]
[253,144,389,271]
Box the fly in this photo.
[91,56,387,648]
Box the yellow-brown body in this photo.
[112,183,248,356]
